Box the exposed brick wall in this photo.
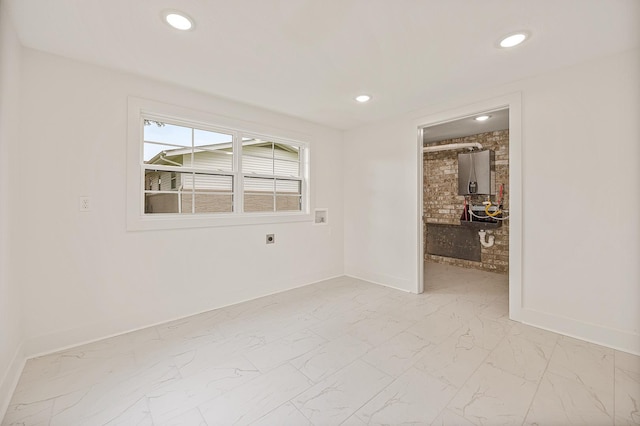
[245,194,301,212]
[181,193,233,213]
[424,130,509,274]
[145,191,300,213]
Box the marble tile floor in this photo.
[3,262,639,425]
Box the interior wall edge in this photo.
[0,343,25,422]
[344,268,414,294]
[0,0,25,417]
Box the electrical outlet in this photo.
[266,234,275,244]
[79,196,90,212]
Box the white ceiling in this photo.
[423,109,509,143]
[6,0,640,130]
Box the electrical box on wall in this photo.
[458,150,495,195]
[314,208,328,225]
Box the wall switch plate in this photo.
[79,196,90,212]
[266,234,275,244]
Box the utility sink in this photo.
[459,219,502,229]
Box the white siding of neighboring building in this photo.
[145,145,301,214]
[144,170,175,191]
[184,149,233,172]
[242,145,299,177]
[172,145,300,192]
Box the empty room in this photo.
[0,1,638,425]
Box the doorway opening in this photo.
[416,94,522,322]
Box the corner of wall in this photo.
[0,344,25,421]
[0,0,26,419]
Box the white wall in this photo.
[344,48,640,354]
[15,49,345,356]
[0,0,25,415]
[344,123,420,291]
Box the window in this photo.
[143,120,235,214]
[127,98,310,230]
[242,138,303,213]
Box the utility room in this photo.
[422,109,510,292]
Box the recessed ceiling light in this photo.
[499,32,528,48]
[355,95,371,103]
[163,11,194,31]
[475,115,490,121]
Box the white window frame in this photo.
[127,97,311,231]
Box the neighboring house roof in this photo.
[145,139,297,165]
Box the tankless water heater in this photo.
[458,149,495,195]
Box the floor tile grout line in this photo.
[290,401,312,426]
[246,399,299,426]
[438,329,509,423]
[612,351,616,423]
[41,396,55,426]
[520,338,559,426]
[196,406,208,426]
[358,341,430,379]
[334,363,396,425]
[284,359,340,424]
[291,356,393,425]
[243,327,329,374]
[348,321,416,352]
[404,318,465,347]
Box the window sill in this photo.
[126,211,313,231]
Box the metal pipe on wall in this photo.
[423,142,483,153]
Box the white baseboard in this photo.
[521,307,640,356]
[345,273,412,294]
[0,343,25,422]
[23,272,346,359]
[344,266,414,293]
